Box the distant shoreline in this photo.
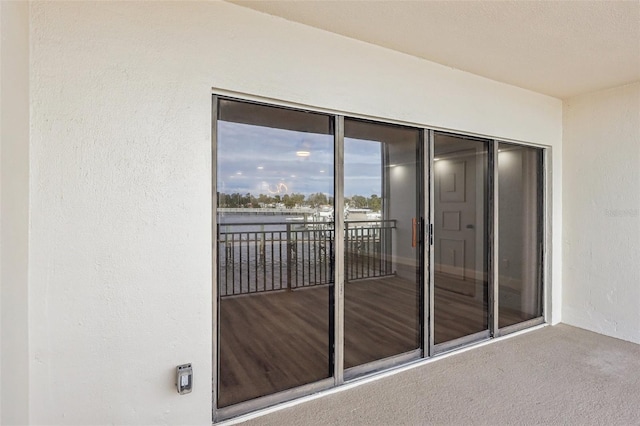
[217,207,315,215]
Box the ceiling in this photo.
[230,0,640,99]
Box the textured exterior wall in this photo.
[1,1,31,424]
[563,82,640,344]
[27,1,562,424]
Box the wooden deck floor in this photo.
[218,273,523,407]
[218,283,331,408]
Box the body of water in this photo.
[217,213,328,233]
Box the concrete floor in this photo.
[232,324,640,425]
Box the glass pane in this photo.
[498,143,543,327]
[216,99,334,407]
[343,118,422,370]
[433,134,489,344]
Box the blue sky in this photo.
[217,121,381,198]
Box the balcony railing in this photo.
[217,220,396,297]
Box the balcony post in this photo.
[286,223,292,291]
[344,222,349,282]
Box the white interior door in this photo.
[434,150,478,296]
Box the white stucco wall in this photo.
[1,1,31,424]
[562,82,640,344]
[24,1,561,424]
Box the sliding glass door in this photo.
[497,143,544,329]
[216,99,335,408]
[213,95,546,419]
[343,119,423,375]
[432,133,489,347]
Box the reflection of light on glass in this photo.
[257,166,264,170]
[236,172,242,175]
[434,158,441,161]
[390,164,405,179]
[320,170,325,173]
[498,149,515,168]
[267,183,288,194]
[290,175,296,178]
[389,164,397,168]
[296,151,310,157]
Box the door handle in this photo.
[412,218,417,248]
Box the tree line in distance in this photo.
[217,192,382,211]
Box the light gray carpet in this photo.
[239,324,640,425]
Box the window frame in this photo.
[211,91,550,422]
